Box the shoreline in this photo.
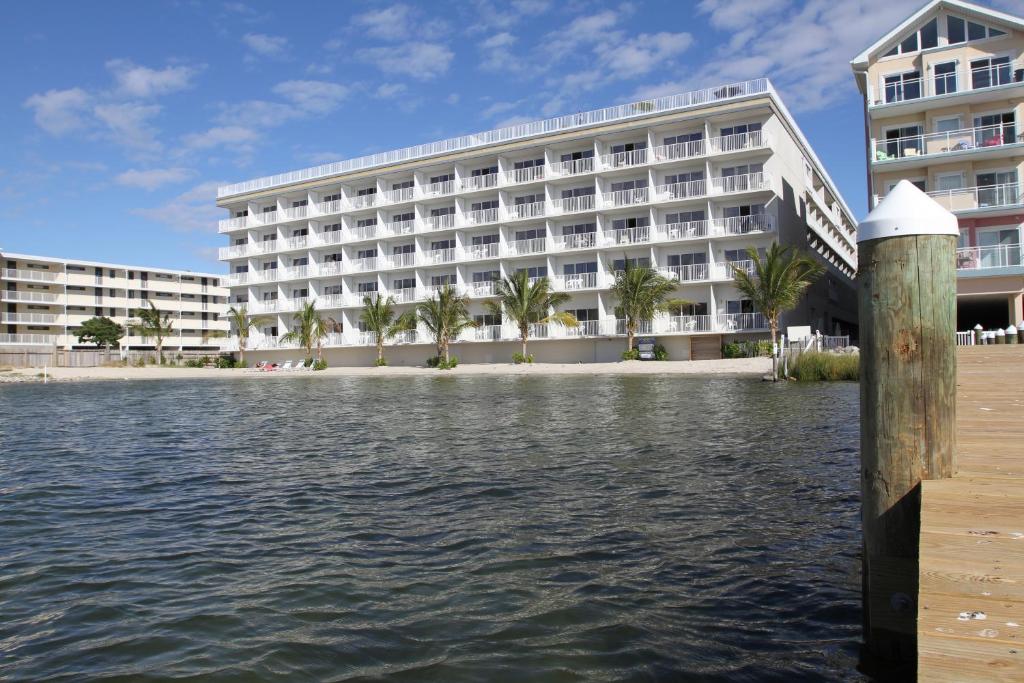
[1,357,772,383]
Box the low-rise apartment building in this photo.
[0,252,229,351]
[216,78,858,364]
[852,0,1024,328]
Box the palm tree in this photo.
[281,301,332,361]
[416,285,476,364]
[359,295,417,365]
[132,300,175,364]
[226,305,269,366]
[608,259,686,354]
[484,270,578,359]
[731,244,825,380]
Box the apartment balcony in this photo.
[504,201,546,221]
[708,130,770,156]
[469,324,508,342]
[218,216,249,233]
[318,261,345,278]
[550,194,596,214]
[317,198,345,216]
[318,294,345,310]
[385,252,417,270]
[601,187,649,209]
[255,269,280,283]
[460,173,499,193]
[0,290,61,304]
[349,224,379,242]
[0,333,59,345]
[280,205,309,222]
[390,288,417,304]
[658,263,709,283]
[607,226,653,246]
[318,230,344,247]
[504,166,545,185]
[652,138,706,162]
[248,299,281,315]
[714,214,775,236]
[420,180,456,198]
[254,209,279,226]
[425,214,456,230]
[601,148,648,169]
[872,124,1024,169]
[420,284,453,299]
[504,237,547,256]
[869,61,1024,117]
[553,232,599,251]
[465,243,500,260]
[664,315,713,334]
[421,248,457,265]
[468,280,499,297]
[711,172,771,195]
[716,312,767,331]
[956,244,1024,275]
[349,194,377,210]
[562,319,602,337]
[280,265,312,281]
[1,268,63,283]
[224,272,251,287]
[349,256,379,272]
[653,179,707,203]
[925,183,1024,216]
[218,244,250,260]
[656,219,711,241]
[345,292,379,307]
[551,157,595,177]
[382,219,416,237]
[379,187,415,205]
[552,272,601,291]
[463,207,499,226]
[0,312,60,324]
[283,235,310,251]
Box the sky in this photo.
[0,0,1016,273]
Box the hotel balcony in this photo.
[465,242,500,261]
[658,259,755,284]
[924,183,1024,216]
[0,290,61,304]
[0,333,59,345]
[868,60,1024,117]
[504,201,546,221]
[550,157,595,177]
[1,268,64,283]
[280,205,309,222]
[463,207,499,226]
[872,124,1023,170]
[459,172,499,192]
[467,280,499,298]
[550,194,596,215]
[503,237,547,256]
[601,187,649,209]
[601,148,648,170]
[552,272,602,291]
[382,219,416,237]
[425,214,456,231]
[385,252,417,270]
[956,244,1024,276]
[0,312,61,324]
[421,248,457,266]
[420,179,456,199]
[379,186,415,205]
[504,165,545,185]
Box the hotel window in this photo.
[725,248,764,263]
[323,284,343,296]
[356,187,376,196]
[973,112,1015,146]
[471,199,499,211]
[392,180,413,190]
[971,56,1012,89]
[357,281,378,293]
[292,257,308,266]
[721,163,763,178]
[471,165,498,177]
[513,158,544,170]
[720,122,761,137]
[668,252,706,267]
[392,211,414,222]
[563,222,596,235]
[292,288,308,299]
[569,308,599,321]
[610,141,646,154]
[664,132,703,146]
[612,257,650,271]
[472,270,500,282]
[674,302,708,316]
[976,170,1018,207]
[471,234,499,245]
[665,171,704,194]
[612,216,649,230]
[515,227,545,241]
[977,228,1020,267]
[356,217,377,228]
[727,299,754,314]
[947,16,966,44]
[323,222,341,233]
[610,179,647,192]
[262,261,277,270]
[291,199,308,208]
[323,252,343,263]
[233,237,246,246]
[262,291,278,301]
[474,313,501,327]
[430,274,455,286]
[262,206,275,213]
[430,206,455,216]
[667,210,706,224]
[292,227,308,236]
[262,233,276,242]
[393,278,415,290]
[234,209,248,218]
[430,239,454,251]
[934,116,961,135]
[563,261,597,275]
[560,149,593,161]
[514,193,542,205]
[392,244,415,254]
[933,61,957,95]
[430,173,454,184]
[883,70,921,103]
[234,264,249,273]
[322,193,342,203]
[884,125,923,158]
[516,265,547,278]
[357,248,377,259]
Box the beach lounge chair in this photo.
[293,359,310,371]
[279,360,293,371]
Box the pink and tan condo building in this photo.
[852,0,1024,328]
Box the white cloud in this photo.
[133,180,227,232]
[93,102,162,153]
[356,42,454,80]
[242,33,288,59]
[375,82,408,98]
[23,88,91,135]
[306,62,333,75]
[106,59,199,98]
[353,4,413,39]
[697,0,791,29]
[445,93,460,105]
[272,80,349,114]
[481,99,523,119]
[596,32,693,79]
[115,167,195,190]
[479,32,520,72]
[182,125,259,150]
[466,0,551,33]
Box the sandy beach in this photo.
[1,357,772,383]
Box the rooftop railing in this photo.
[218,79,770,197]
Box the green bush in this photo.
[512,352,534,364]
[653,344,668,361]
[723,340,772,358]
[146,355,157,365]
[622,349,640,361]
[214,355,240,369]
[427,355,459,369]
[788,352,859,381]
[184,358,204,368]
[375,357,388,367]
[132,356,146,368]
[313,359,327,371]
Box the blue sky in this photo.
[0,0,1013,273]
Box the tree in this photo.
[132,300,175,364]
[731,243,825,381]
[608,259,686,354]
[416,285,476,364]
[359,295,417,366]
[281,301,332,361]
[484,270,578,359]
[77,316,124,351]
[226,305,269,366]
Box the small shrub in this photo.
[313,359,328,371]
[214,355,238,369]
[427,355,458,369]
[146,355,157,365]
[653,344,668,361]
[375,358,388,366]
[723,340,772,359]
[788,352,859,381]
[185,358,204,368]
[132,356,146,368]
[426,355,440,368]
[512,352,534,364]
[622,349,640,361]
[176,353,184,362]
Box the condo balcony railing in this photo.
[553,272,600,290]
[505,165,545,184]
[717,312,767,331]
[466,242,500,260]
[2,268,63,282]
[281,296,314,312]
[318,199,344,216]
[392,330,418,344]
[248,299,280,314]
[659,263,709,283]
[608,226,653,245]
[872,124,1022,161]
[421,284,455,299]
[472,324,506,341]
[219,244,249,259]
[218,216,249,231]
[426,213,457,230]
[711,172,770,194]
[654,178,707,201]
[652,138,706,162]
[874,61,1023,105]
[551,157,595,177]
[505,201,546,220]
[555,232,598,250]
[614,319,654,335]
[281,205,309,221]
[284,235,309,250]
[379,187,415,204]
[925,183,1024,213]
[0,290,61,303]
[709,130,769,154]
[601,148,648,169]
[421,180,456,198]
[550,194,596,214]
[423,248,457,265]
[318,261,345,277]
[0,333,58,345]
[254,209,279,225]
[464,207,499,225]
[350,194,377,210]
[391,288,417,304]
[563,319,602,336]
[386,252,417,269]
[280,265,311,280]
[318,231,344,246]
[318,294,345,309]
[349,256,379,272]
[468,280,499,297]
[460,173,499,192]
[665,315,713,333]
[382,219,416,237]
[504,237,547,256]
[1,312,60,324]
[956,243,1023,270]
[602,186,649,208]
[350,223,378,241]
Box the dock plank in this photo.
[918,347,1024,681]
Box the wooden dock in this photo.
[918,346,1024,680]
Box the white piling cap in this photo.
[858,180,958,243]
[1008,325,1018,334]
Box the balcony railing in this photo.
[602,187,649,208]
[956,244,1023,270]
[873,124,1022,161]
[614,319,653,335]
[708,130,769,154]
[218,216,249,232]
[716,214,774,235]
[505,166,544,184]
[468,280,498,297]
[386,252,417,269]
[390,288,417,304]
[255,209,279,225]
[318,230,343,246]
[249,299,280,314]
[380,187,415,204]
[472,324,506,341]
[714,259,756,280]
[280,265,310,280]
[665,315,713,333]
[350,194,377,210]
[504,237,546,256]
[464,208,499,225]
[657,220,710,240]
[420,180,455,198]
[219,244,250,259]
[555,232,598,250]
[423,248,457,265]
[0,291,60,303]
[318,294,345,309]
[318,261,344,277]
[551,157,595,177]
[281,205,308,221]
[564,319,602,336]
[506,201,546,220]
[0,333,58,345]
[317,199,344,215]
[553,272,599,290]
[284,235,309,250]
[717,312,767,331]
[652,138,706,162]
[711,172,770,194]
[426,213,456,230]
[1,312,60,324]
[349,256,379,272]
[551,194,596,214]
[460,173,498,192]
[654,179,707,201]
[926,183,1024,213]
[602,148,648,169]
[608,226,652,245]
[660,263,709,282]
[466,243,500,260]
[350,224,378,241]
[382,219,416,237]
[2,268,62,282]
[875,61,1023,105]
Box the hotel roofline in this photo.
[216,78,858,224]
[0,251,223,280]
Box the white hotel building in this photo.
[0,252,229,352]
[217,79,859,364]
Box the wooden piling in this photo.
[857,180,958,674]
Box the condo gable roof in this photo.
[850,0,1024,67]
